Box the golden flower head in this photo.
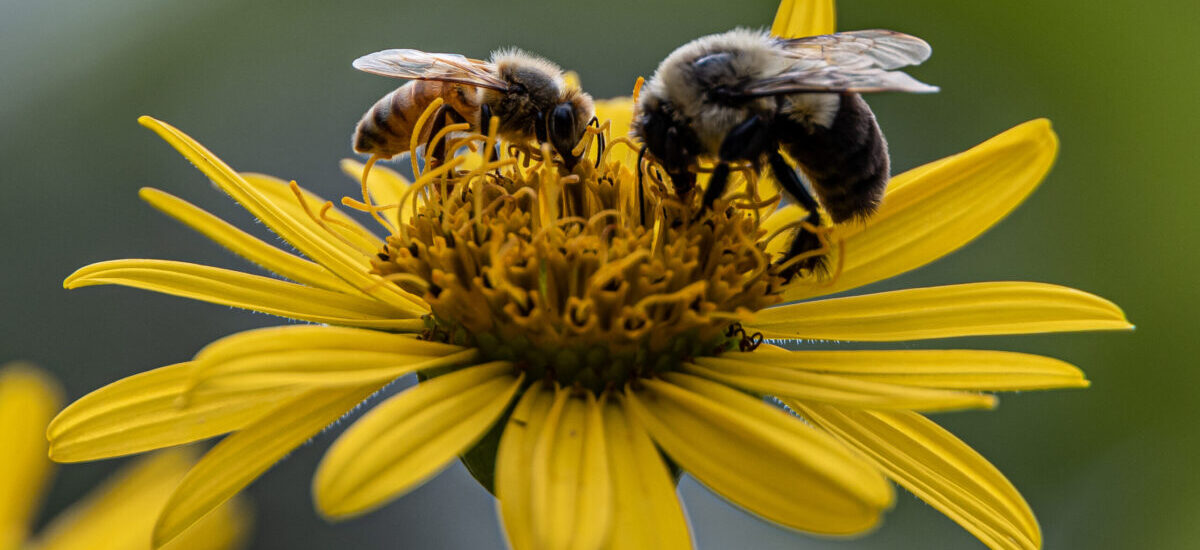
[49,1,1131,549]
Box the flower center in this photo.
[363,104,784,393]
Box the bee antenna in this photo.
[590,116,605,168]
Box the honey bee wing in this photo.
[353,49,509,91]
[778,30,933,70]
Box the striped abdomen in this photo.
[781,93,890,223]
[353,79,481,159]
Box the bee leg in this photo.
[766,149,829,278]
[479,103,493,133]
[534,110,549,146]
[423,104,452,167]
[701,163,732,210]
[479,104,501,162]
[703,115,772,210]
[430,108,472,164]
[589,116,605,168]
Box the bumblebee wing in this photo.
[743,66,938,95]
[741,29,938,95]
[779,30,933,70]
[353,49,509,91]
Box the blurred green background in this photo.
[1,0,1193,548]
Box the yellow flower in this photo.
[48,1,1129,549]
[0,362,248,550]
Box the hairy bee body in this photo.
[354,79,479,159]
[352,48,595,165]
[633,28,936,276]
[777,92,889,222]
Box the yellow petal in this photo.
[752,281,1132,341]
[604,401,692,550]
[0,363,61,550]
[530,389,611,550]
[195,324,462,362]
[792,402,1040,550]
[727,348,1089,391]
[684,359,996,412]
[65,259,424,328]
[48,362,299,463]
[241,172,383,256]
[341,159,411,229]
[771,0,836,38]
[33,449,250,550]
[625,373,892,534]
[496,384,557,550]
[137,116,425,314]
[189,325,476,391]
[314,363,523,518]
[154,385,378,548]
[139,187,357,294]
[778,120,1059,302]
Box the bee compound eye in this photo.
[550,103,580,168]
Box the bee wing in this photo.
[779,30,933,70]
[353,49,509,91]
[744,67,939,95]
[742,30,938,95]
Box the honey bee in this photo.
[632,28,937,277]
[353,48,595,167]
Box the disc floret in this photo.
[365,107,783,393]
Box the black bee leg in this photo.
[534,110,549,146]
[589,116,605,168]
[703,115,772,210]
[478,104,501,161]
[549,102,580,170]
[701,162,732,210]
[432,108,473,162]
[423,104,452,166]
[766,149,829,278]
[479,103,493,133]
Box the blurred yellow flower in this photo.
[0,363,248,550]
[48,1,1129,549]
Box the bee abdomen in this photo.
[353,82,424,158]
[783,93,889,223]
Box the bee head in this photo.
[632,92,703,179]
[547,88,595,169]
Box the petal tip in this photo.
[62,268,88,289]
[137,115,162,128]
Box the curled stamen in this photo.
[341,196,401,218]
[409,97,446,179]
[395,156,470,240]
[318,202,383,252]
[288,182,371,254]
[356,153,396,235]
[362,107,783,392]
[423,122,472,168]
[732,193,781,211]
